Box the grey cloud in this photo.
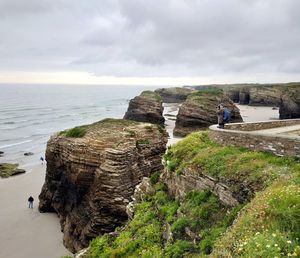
[0,0,300,79]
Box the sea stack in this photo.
[123,90,165,125]
[39,118,168,252]
[174,89,243,137]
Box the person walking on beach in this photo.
[40,156,44,165]
[28,196,34,209]
[217,104,225,129]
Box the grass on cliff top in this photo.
[140,90,162,102]
[164,132,299,194]
[59,119,139,138]
[187,88,223,99]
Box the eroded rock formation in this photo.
[280,86,300,119]
[173,90,243,137]
[124,91,165,125]
[39,118,168,252]
[155,87,195,103]
[162,168,240,206]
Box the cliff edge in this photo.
[39,118,168,252]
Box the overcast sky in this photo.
[0,0,300,85]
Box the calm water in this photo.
[0,84,159,167]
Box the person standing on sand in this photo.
[40,156,44,165]
[28,196,34,209]
[217,104,224,129]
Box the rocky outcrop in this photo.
[126,177,155,219]
[280,86,300,119]
[155,87,195,103]
[124,91,165,125]
[223,84,300,107]
[248,86,282,106]
[238,88,250,104]
[0,163,26,178]
[39,118,168,252]
[162,168,240,206]
[173,90,243,137]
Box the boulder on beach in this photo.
[0,163,26,178]
[174,89,243,137]
[38,118,168,252]
[24,152,34,156]
[124,91,165,125]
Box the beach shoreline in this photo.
[0,164,71,258]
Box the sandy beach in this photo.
[0,165,70,258]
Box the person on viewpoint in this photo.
[28,196,34,209]
[217,104,224,129]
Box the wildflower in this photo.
[288,253,292,257]
[287,240,292,244]
[272,233,277,237]
[266,244,270,248]
[274,244,278,247]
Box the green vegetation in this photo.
[141,90,162,102]
[125,129,136,137]
[85,184,244,257]
[136,139,149,148]
[212,178,300,257]
[144,125,154,132]
[60,126,87,138]
[188,88,223,99]
[83,131,300,257]
[0,163,25,178]
[150,171,161,184]
[164,132,298,194]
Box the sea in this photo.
[0,84,161,168]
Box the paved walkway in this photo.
[254,124,300,137]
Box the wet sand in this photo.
[0,165,70,258]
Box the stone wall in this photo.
[209,120,300,159]
[225,119,300,131]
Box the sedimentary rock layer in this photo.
[174,90,243,137]
[155,87,195,103]
[280,86,300,119]
[39,118,168,252]
[124,91,165,125]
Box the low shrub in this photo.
[64,126,86,138]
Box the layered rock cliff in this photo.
[154,87,195,103]
[173,90,243,137]
[39,118,168,252]
[280,86,300,119]
[124,91,165,125]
